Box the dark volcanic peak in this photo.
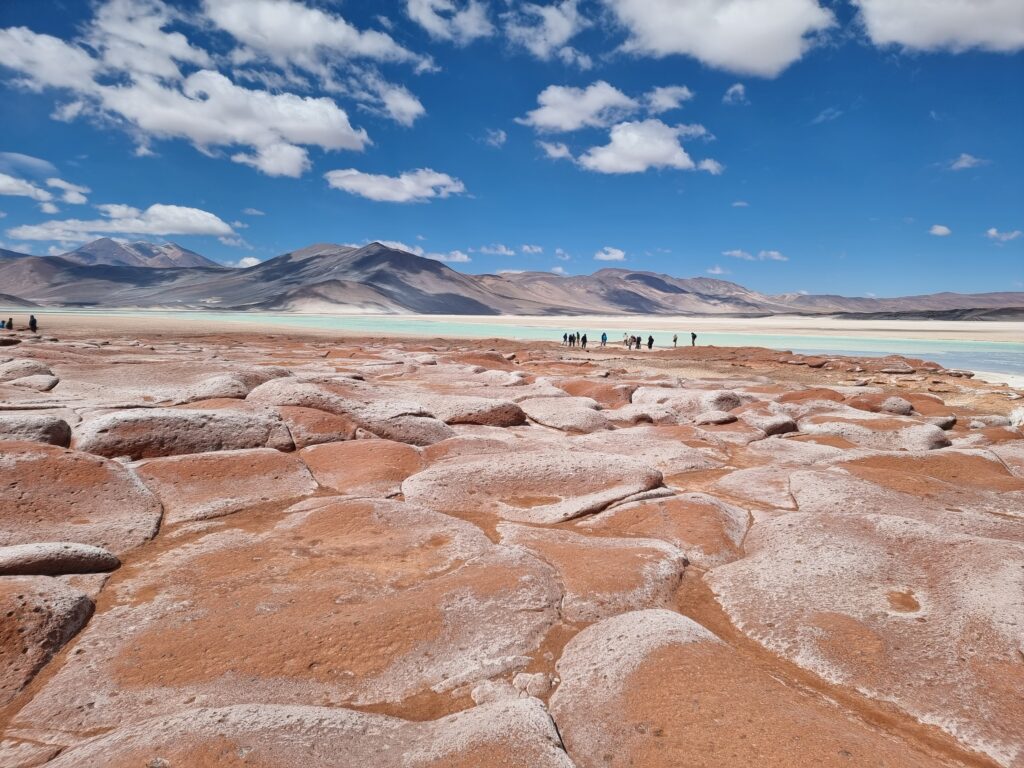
[0,239,1021,317]
[62,238,222,269]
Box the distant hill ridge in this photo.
[0,239,1020,318]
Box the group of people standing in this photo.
[2,315,37,332]
[563,331,603,348]
[562,329,698,351]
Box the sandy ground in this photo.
[7,309,1024,342]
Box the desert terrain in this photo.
[1,322,1022,767]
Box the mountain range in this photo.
[0,239,1020,318]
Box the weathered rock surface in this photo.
[577,493,749,568]
[413,393,527,427]
[10,498,560,741]
[0,443,161,554]
[300,439,424,497]
[498,524,687,621]
[73,408,295,459]
[403,450,663,524]
[0,358,53,381]
[0,542,119,576]
[276,404,358,448]
[247,377,454,445]
[5,331,1022,767]
[551,610,946,768]
[520,395,610,433]
[134,448,319,523]
[0,413,71,445]
[42,698,575,768]
[0,576,93,706]
[8,373,59,391]
[708,513,1024,767]
[799,412,951,450]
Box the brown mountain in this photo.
[0,241,1020,318]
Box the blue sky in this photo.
[0,0,1021,296]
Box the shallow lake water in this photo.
[8,308,1024,377]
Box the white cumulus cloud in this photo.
[325,168,466,203]
[578,119,717,174]
[406,0,494,44]
[204,0,426,68]
[538,141,574,160]
[852,0,1024,52]
[7,202,235,242]
[602,0,835,77]
[504,0,589,66]
[518,81,638,132]
[706,265,728,275]
[594,246,625,261]
[521,244,543,254]
[929,224,952,236]
[0,9,372,178]
[46,178,90,204]
[645,85,695,114]
[986,227,1022,243]
[0,172,53,202]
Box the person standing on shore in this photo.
[691,332,697,346]
[4,318,11,330]
[647,335,654,350]
[562,332,567,345]
[29,315,37,333]
[600,332,607,347]
[581,333,588,349]
[672,334,677,347]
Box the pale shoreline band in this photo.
[4,308,1023,342]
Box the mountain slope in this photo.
[61,238,222,268]
[0,240,1020,317]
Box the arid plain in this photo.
[1,321,1022,768]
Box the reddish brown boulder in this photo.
[798,412,951,450]
[0,542,119,576]
[777,387,844,403]
[708,513,1024,767]
[520,396,610,433]
[0,413,71,446]
[73,408,295,459]
[42,699,575,768]
[577,493,748,568]
[403,450,663,524]
[9,499,560,742]
[556,378,636,407]
[134,448,319,524]
[551,610,950,768]
[0,576,93,706]
[300,439,424,497]
[276,405,358,448]
[0,443,161,554]
[499,524,687,621]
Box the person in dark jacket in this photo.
[647,335,654,350]
[28,315,37,333]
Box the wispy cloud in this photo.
[811,106,843,125]
[949,153,988,171]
